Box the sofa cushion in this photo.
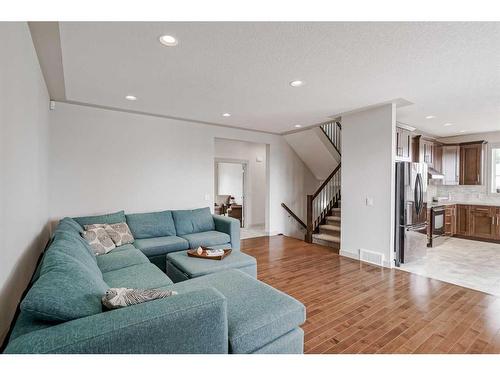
[172,207,215,236]
[96,247,149,273]
[133,236,189,257]
[126,210,176,239]
[50,231,100,278]
[103,263,174,289]
[180,231,231,249]
[73,210,126,227]
[172,270,306,353]
[53,217,84,237]
[21,251,109,322]
[167,250,255,278]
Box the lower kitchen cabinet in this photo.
[446,204,500,241]
[444,205,456,235]
[456,205,470,236]
[469,206,497,239]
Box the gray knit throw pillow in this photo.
[102,287,177,309]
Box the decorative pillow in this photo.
[82,227,115,255]
[104,222,135,246]
[102,288,177,309]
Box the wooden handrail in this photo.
[312,163,341,199]
[281,203,307,229]
[320,127,342,156]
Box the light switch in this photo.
[205,194,211,201]
[366,197,374,206]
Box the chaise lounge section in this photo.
[3,208,305,354]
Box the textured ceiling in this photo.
[58,22,500,135]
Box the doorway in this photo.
[214,138,269,239]
[214,160,247,227]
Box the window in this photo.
[491,145,500,194]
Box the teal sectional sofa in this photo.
[3,208,306,354]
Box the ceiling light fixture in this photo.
[443,123,453,127]
[222,113,231,117]
[290,80,305,87]
[125,95,137,101]
[459,130,466,133]
[159,35,178,47]
[425,115,435,119]
[294,124,302,128]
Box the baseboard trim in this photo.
[339,249,393,269]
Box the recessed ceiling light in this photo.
[125,95,137,101]
[290,80,305,87]
[443,123,453,127]
[459,130,466,133]
[222,113,231,117]
[425,115,435,119]
[294,124,302,128]
[159,35,178,47]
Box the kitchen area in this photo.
[394,124,500,295]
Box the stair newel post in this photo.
[306,194,313,243]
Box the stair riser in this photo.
[312,238,340,251]
[326,219,341,225]
[320,228,340,236]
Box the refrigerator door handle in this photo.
[414,173,423,215]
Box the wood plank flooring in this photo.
[241,235,500,354]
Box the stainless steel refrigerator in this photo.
[394,162,428,266]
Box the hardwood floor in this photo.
[241,235,500,354]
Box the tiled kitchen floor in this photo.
[399,237,500,296]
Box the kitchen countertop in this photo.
[428,201,500,208]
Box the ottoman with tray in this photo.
[166,248,257,282]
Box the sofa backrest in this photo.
[172,207,215,236]
[126,210,176,239]
[73,210,126,227]
[19,220,109,324]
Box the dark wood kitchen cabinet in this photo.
[496,208,500,239]
[395,127,412,161]
[459,142,483,185]
[469,206,497,239]
[444,205,456,236]
[456,205,470,236]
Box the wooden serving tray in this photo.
[187,248,232,261]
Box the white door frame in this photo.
[214,158,248,227]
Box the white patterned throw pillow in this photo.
[102,288,177,309]
[104,222,135,247]
[82,226,116,255]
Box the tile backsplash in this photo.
[434,184,500,204]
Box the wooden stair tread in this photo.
[319,224,341,231]
[312,233,340,243]
[325,216,341,221]
[331,208,341,212]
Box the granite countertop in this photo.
[428,201,500,208]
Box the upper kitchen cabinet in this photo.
[459,142,484,185]
[440,141,485,186]
[412,135,441,170]
[395,126,412,161]
[442,145,460,185]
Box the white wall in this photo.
[0,23,50,344]
[49,102,318,239]
[340,104,396,268]
[214,138,267,227]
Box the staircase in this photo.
[312,204,341,249]
[282,120,342,251]
[306,121,342,250]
